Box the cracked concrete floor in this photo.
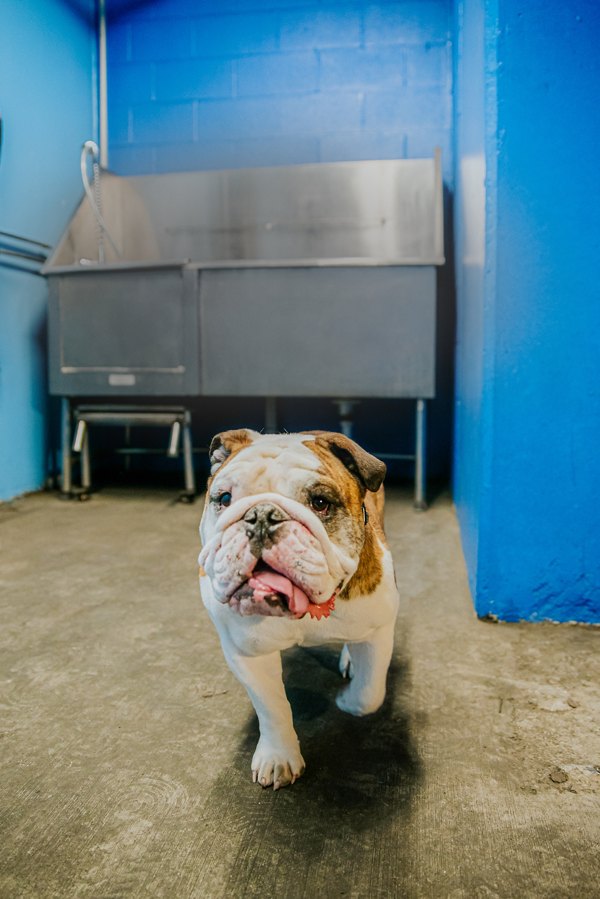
[1,486,599,898]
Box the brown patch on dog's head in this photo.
[342,499,384,598]
[302,431,386,493]
[208,428,258,474]
[303,431,386,599]
[302,435,366,535]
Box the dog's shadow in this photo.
[202,642,421,886]
[278,646,420,811]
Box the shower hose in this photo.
[80,140,121,262]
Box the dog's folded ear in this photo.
[303,431,386,492]
[209,429,259,473]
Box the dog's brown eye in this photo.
[310,495,330,515]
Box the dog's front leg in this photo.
[220,638,305,789]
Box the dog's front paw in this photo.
[251,737,305,790]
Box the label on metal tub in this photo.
[108,374,136,387]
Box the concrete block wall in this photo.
[107,0,453,179]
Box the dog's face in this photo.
[199,430,386,619]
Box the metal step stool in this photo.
[61,401,196,501]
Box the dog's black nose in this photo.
[244,503,288,545]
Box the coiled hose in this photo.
[80,140,121,261]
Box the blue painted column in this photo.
[453,0,600,622]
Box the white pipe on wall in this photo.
[98,0,108,168]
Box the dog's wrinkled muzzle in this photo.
[199,492,356,618]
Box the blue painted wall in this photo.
[0,0,96,501]
[453,0,600,621]
[106,0,453,180]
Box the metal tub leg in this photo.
[61,398,72,497]
[414,399,427,510]
[333,399,359,439]
[81,430,91,492]
[182,411,196,501]
[265,397,277,434]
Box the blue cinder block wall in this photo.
[0,0,96,501]
[453,0,600,622]
[107,0,453,179]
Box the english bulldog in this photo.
[198,429,399,790]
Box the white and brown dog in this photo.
[198,429,399,790]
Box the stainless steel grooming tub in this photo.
[43,153,444,504]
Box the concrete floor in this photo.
[1,486,599,899]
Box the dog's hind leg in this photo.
[335,620,395,716]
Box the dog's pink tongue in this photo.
[248,570,309,616]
